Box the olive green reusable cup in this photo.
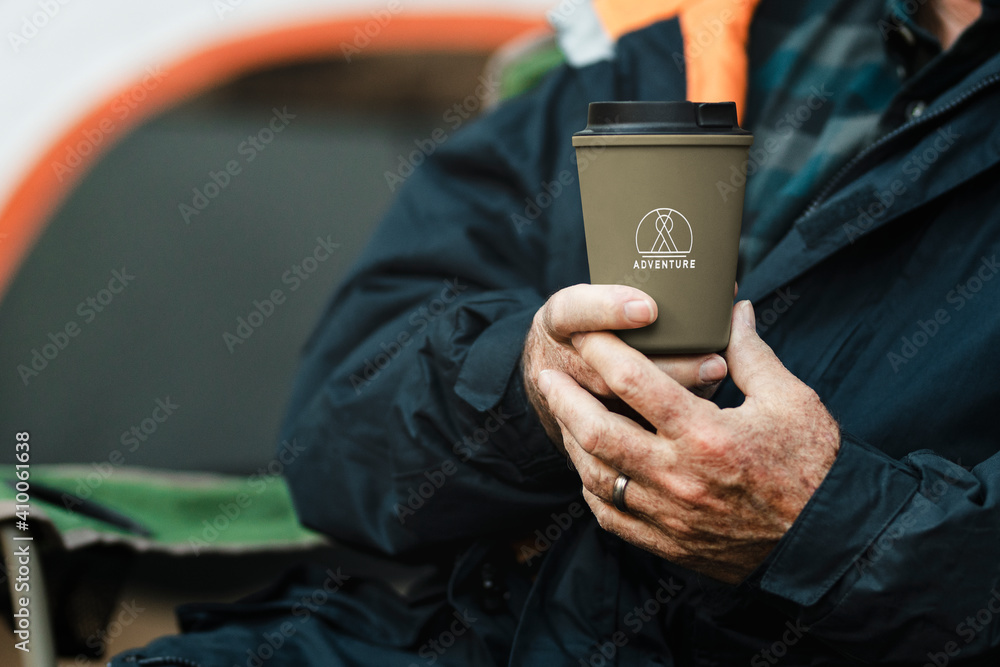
[572,101,754,354]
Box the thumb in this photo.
[724,301,792,398]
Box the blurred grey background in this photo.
[0,54,490,474]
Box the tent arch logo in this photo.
[635,208,693,258]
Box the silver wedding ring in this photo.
[612,473,631,514]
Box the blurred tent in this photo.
[0,3,558,664]
[0,0,556,475]
[0,0,552,299]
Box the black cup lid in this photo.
[575,101,749,135]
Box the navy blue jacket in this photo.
[116,10,1000,667]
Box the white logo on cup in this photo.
[635,208,692,258]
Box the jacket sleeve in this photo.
[277,65,607,556]
[750,431,1000,663]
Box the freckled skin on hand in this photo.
[533,297,840,583]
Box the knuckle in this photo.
[606,363,646,402]
[524,321,543,365]
[583,489,605,512]
[693,425,728,456]
[549,286,585,332]
[608,283,640,304]
[577,416,608,454]
[588,374,613,398]
[664,516,698,541]
[591,421,628,462]
[575,459,601,491]
[541,296,562,336]
[531,305,547,334]
[603,286,628,311]
[670,478,711,510]
[600,467,619,495]
[797,384,822,407]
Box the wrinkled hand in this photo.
[523,284,729,451]
[537,301,840,584]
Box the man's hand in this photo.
[537,300,840,584]
[523,284,729,450]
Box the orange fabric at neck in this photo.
[591,0,763,120]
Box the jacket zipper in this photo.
[798,70,1000,221]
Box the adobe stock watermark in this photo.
[510,169,576,234]
[546,0,587,24]
[754,287,800,334]
[515,501,586,565]
[222,235,340,353]
[8,0,73,53]
[50,66,168,181]
[716,84,834,202]
[384,73,501,192]
[179,106,296,224]
[922,582,1000,667]
[212,0,246,20]
[452,406,512,462]
[393,459,459,525]
[750,620,810,666]
[349,278,467,392]
[339,0,403,61]
[70,599,145,664]
[843,126,960,243]
[511,139,610,234]
[16,267,136,386]
[239,566,352,667]
[187,439,306,553]
[578,577,685,667]
[886,253,998,373]
[58,396,180,512]
[395,407,513,524]
[410,609,479,666]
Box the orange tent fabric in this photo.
[0,14,544,301]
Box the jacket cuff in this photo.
[454,306,565,476]
[454,307,535,412]
[756,431,919,607]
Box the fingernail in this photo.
[699,357,727,384]
[571,332,586,347]
[624,299,654,323]
[538,370,553,394]
[741,300,756,330]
